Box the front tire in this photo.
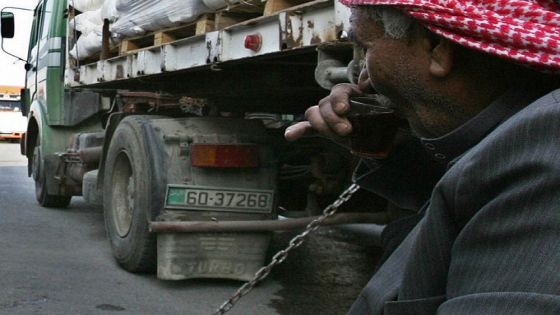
[32,143,72,208]
[103,116,165,273]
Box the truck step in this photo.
[82,170,103,206]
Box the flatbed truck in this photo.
[1,0,384,280]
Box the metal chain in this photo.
[214,183,361,315]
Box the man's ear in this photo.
[429,37,454,77]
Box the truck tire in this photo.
[32,142,72,208]
[103,116,166,273]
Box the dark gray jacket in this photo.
[349,88,560,314]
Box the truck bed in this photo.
[65,0,352,110]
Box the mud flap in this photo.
[157,232,271,281]
[147,117,276,280]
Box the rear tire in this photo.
[103,116,165,273]
[32,143,72,208]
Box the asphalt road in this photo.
[0,142,380,315]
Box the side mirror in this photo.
[1,12,15,38]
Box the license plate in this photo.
[165,185,274,213]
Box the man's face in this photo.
[350,8,412,105]
[350,7,471,138]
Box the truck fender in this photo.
[24,99,48,177]
[98,114,168,222]
[96,112,126,194]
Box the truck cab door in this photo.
[26,0,52,105]
[26,3,41,102]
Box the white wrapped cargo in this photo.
[70,0,104,12]
[106,0,216,40]
[69,26,103,60]
[101,0,119,22]
[68,8,102,34]
[68,6,105,60]
[70,0,241,60]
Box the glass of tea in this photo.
[347,96,400,159]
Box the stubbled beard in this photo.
[406,87,474,138]
[376,90,473,139]
[394,70,475,138]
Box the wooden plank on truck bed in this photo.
[224,0,265,14]
[196,14,215,35]
[118,17,211,55]
[263,0,312,15]
[154,32,175,46]
[215,11,262,29]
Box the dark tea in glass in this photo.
[347,96,400,159]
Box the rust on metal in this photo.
[78,146,103,166]
[60,146,103,183]
[119,91,182,113]
[150,212,391,233]
[101,19,111,60]
[282,12,304,49]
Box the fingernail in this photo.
[336,123,350,134]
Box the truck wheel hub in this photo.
[112,152,134,237]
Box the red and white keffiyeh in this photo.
[340,0,560,72]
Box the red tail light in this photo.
[190,144,259,168]
[244,34,262,51]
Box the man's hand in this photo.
[284,83,364,142]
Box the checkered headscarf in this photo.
[341,0,560,72]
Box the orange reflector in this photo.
[190,144,259,168]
